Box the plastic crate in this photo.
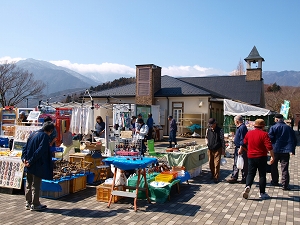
[86,171,95,184]
[161,171,178,179]
[40,179,70,199]
[155,174,174,183]
[0,137,9,147]
[50,147,64,152]
[96,184,124,203]
[69,174,87,193]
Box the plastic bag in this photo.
[237,155,244,169]
[115,168,127,186]
[220,157,227,166]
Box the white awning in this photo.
[224,99,270,116]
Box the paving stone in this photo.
[0,137,299,225]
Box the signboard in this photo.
[0,156,24,189]
[14,125,41,142]
[280,100,290,120]
[27,111,41,121]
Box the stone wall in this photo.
[246,68,262,81]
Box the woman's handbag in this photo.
[237,155,244,169]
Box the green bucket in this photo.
[147,139,154,153]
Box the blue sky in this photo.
[1,0,300,80]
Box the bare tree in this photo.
[0,61,46,107]
[264,84,300,117]
[230,58,245,76]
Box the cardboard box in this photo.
[96,184,123,203]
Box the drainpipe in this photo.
[167,96,169,135]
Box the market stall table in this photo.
[165,148,208,177]
[103,156,157,211]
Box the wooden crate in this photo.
[40,179,70,199]
[96,184,124,203]
[91,167,112,183]
[70,174,87,193]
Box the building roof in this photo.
[91,83,136,97]
[90,75,211,98]
[244,46,265,61]
[155,75,211,96]
[179,75,263,105]
[90,74,264,106]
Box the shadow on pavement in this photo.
[40,207,129,217]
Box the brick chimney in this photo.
[135,64,161,105]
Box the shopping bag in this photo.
[237,155,244,169]
[220,157,227,166]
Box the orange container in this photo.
[171,166,185,171]
[161,171,178,179]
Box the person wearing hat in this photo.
[205,118,225,183]
[227,115,248,184]
[239,119,275,200]
[268,113,297,190]
[19,111,30,126]
[168,115,177,148]
[135,118,149,156]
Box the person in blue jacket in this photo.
[146,113,154,140]
[268,113,297,190]
[227,115,248,184]
[21,121,55,211]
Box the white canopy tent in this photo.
[224,99,271,116]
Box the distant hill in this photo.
[16,59,98,95]
[263,71,300,87]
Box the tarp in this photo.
[224,99,270,116]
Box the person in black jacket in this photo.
[205,118,225,183]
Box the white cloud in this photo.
[1,56,229,78]
[162,65,229,77]
[0,56,24,63]
[50,60,229,78]
[50,60,136,76]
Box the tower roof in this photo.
[244,46,265,62]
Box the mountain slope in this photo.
[263,71,300,86]
[16,59,98,95]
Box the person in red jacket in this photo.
[239,119,275,200]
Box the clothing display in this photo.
[69,107,94,135]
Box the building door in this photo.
[172,102,183,134]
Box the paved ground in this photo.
[0,136,299,225]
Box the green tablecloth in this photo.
[127,173,159,199]
[148,179,180,203]
[165,148,208,171]
[127,173,181,203]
